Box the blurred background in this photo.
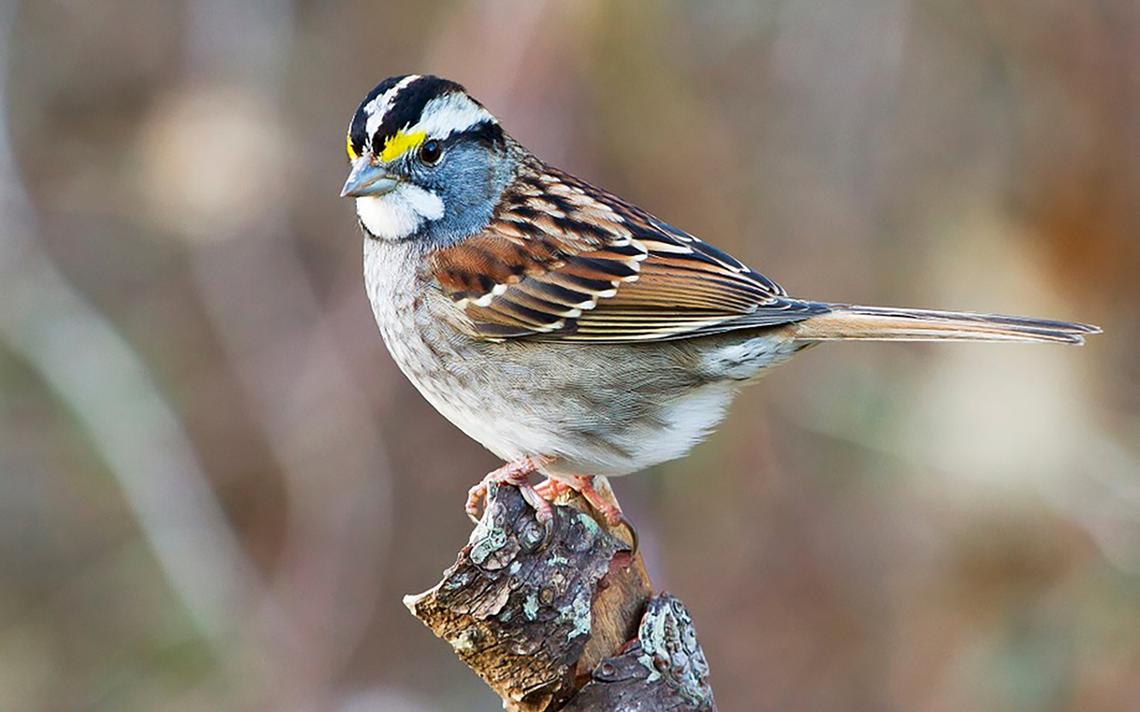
[1,1,1137,710]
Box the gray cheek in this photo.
[416,150,505,247]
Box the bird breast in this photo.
[362,238,793,477]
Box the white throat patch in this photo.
[355,183,444,241]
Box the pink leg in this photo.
[568,475,624,527]
[466,456,552,524]
[534,478,572,501]
[537,475,624,525]
[532,475,638,553]
[563,475,637,553]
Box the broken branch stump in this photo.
[404,483,716,711]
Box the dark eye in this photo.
[418,140,443,165]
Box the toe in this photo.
[617,515,639,555]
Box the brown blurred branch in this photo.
[404,484,717,711]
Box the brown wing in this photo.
[429,164,826,342]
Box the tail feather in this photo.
[792,304,1100,345]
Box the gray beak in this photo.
[340,158,399,198]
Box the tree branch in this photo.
[404,483,716,711]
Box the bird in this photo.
[340,74,1099,529]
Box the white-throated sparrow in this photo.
[341,74,1099,527]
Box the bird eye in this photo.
[418,140,443,165]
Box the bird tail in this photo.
[791,304,1100,345]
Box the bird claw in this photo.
[465,456,549,524]
[518,482,555,525]
[615,515,639,556]
[534,477,572,501]
[467,465,636,555]
[562,475,639,555]
[571,475,623,525]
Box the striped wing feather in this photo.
[429,164,824,342]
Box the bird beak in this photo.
[340,158,399,198]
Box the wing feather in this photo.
[428,163,825,342]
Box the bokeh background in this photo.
[1,1,1137,710]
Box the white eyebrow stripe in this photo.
[415,93,496,140]
[363,74,421,146]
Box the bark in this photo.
[404,483,716,711]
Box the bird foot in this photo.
[534,477,572,500]
[537,475,638,554]
[469,466,637,554]
[466,456,552,524]
[569,475,624,527]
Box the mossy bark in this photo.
[404,483,716,711]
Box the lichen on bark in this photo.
[405,483,715,711]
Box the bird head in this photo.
[341,75,513,244]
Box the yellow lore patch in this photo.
[379,129,426,163]
[346,133,357,160]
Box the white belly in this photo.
[363,238,785,477]
[363,239,556,464]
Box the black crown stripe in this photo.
[349,75,501,159]
[370,75,466,150]
[348,74,409,158]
